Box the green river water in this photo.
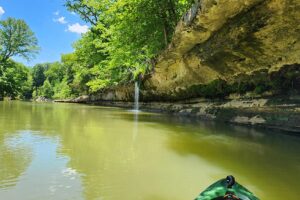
[0,101,299,200]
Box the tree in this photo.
[0,17,39,66]
[13,0,194,100]
[53,78,72,99]
[0,60,30,99]
[65,0,101,26]
[40,79,54,98]
[101,0,194,80]
[65,0,194,92]
[44,62,66,84]
[32,64,46,96]
[20,72,33,100]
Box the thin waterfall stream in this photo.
[132,81,140,142]
[134,81,139,111]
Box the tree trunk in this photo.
[0,90,4,101]
[163,25,168,47]
[159,4,169,47]
[168,0,177,26]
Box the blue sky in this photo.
[0,0,89,66]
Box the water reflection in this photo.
[0,101,299,200]
[0,131,83,200]
[0,131,32,189]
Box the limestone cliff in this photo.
[142,0,300,100]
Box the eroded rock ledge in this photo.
[90,97,300,133]
[56,96,300,133]
[143,0,300,99]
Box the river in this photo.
[0,101,299,200]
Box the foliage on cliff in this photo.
[61,0,194,94]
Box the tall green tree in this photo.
[31,64,47,96]
[0,17,39,66]
[105,0,194,72]
[65,0,194,92]
[44,62,66,84]
[65,0,101,26]
[0,61,30,99]
[40,79,54,98]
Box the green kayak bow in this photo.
[195,176,259,200]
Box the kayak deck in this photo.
[195,176,259,200]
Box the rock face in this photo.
[91,96,300,132]
[142,0,300,100]
[90,86,134,101]
[34,96,52,102]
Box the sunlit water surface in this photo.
[0,101,299,200]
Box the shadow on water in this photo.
[106,109,300,199]
[0,131,33,190]
[168,127,300,198]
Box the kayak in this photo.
[195,176,259,200]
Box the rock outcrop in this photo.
[90,96,300,132]
[142,0,300,100]
[34,96,52,102]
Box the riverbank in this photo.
[55,96,300,133]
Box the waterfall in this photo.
[134,81,139,111]
[132,81,140,142]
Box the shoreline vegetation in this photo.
[1,0,299,133]
[1,0,196,101]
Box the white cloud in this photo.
[53,11,59,16]
[70,12,76,15]
[53,16,67,24]
[57,16,67,24]
[0,6,5,16]
[67,23,89,34]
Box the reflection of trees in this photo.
[0,134,32,189]
[0,102,33,190]
[56,109,146,200]
[0,101,143,199]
